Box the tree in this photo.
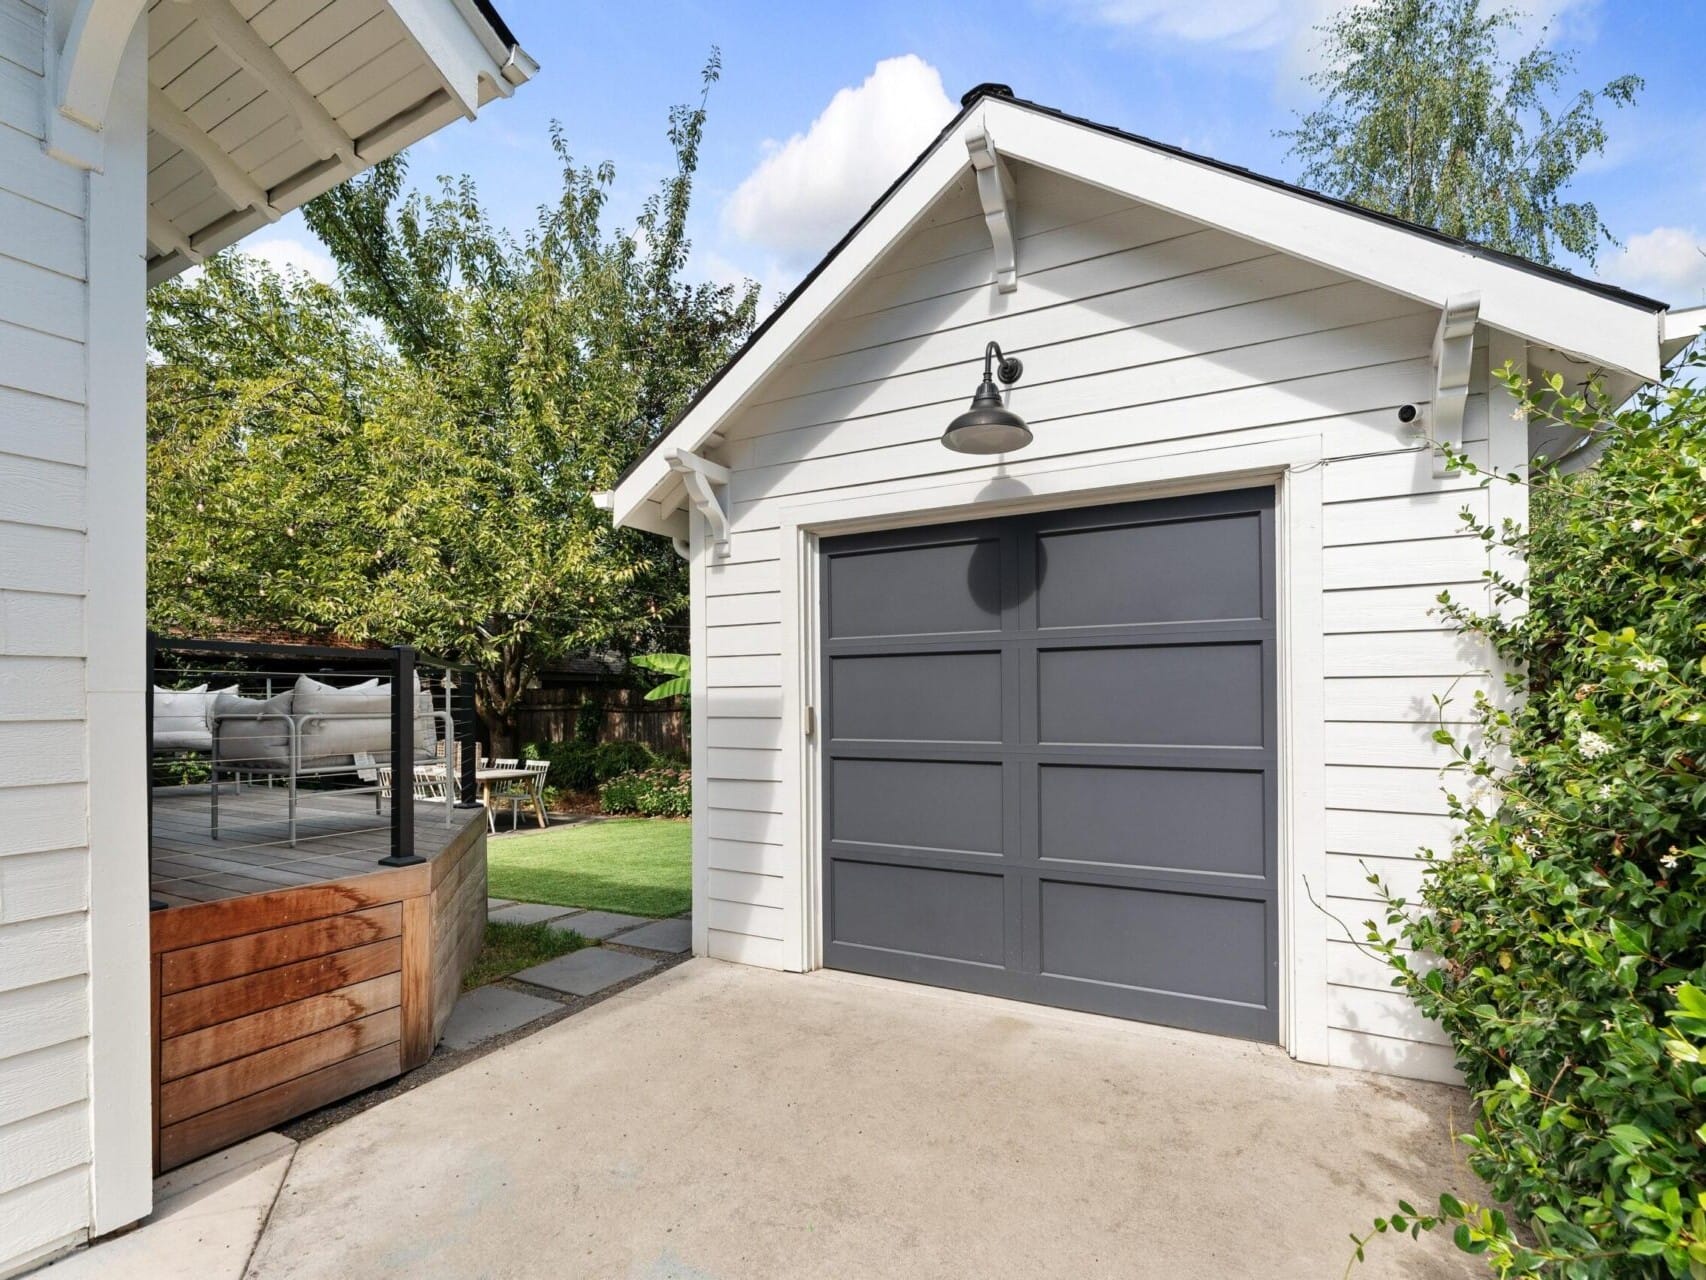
[147,257,389,640]
[1281,0,1640,266]
[147,56,757,754]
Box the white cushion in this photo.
[293,674,392,764]
[153,684,236,753]
[210,689,295,766]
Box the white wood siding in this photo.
[688,161,1517,1083]
[0,0,94,1268]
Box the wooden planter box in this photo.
[148,815,487,1172]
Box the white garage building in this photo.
[605,85,1702,1084]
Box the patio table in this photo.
[476,766,547,830]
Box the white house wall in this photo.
[0,0,97,1270]
[0,1,151,1272]
[689,161,1516,1084]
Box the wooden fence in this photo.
[513,687,685,755]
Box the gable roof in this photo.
[610,85,1672,535]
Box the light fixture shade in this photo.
[942,379,1032,454]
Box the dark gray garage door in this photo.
[820,487,1278,1040]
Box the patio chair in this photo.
[489,759,547,831]
[374,763,451,804]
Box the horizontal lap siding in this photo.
[0,2,94,1266]
[693,164,1492,1081]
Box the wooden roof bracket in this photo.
[1429,293,1480,477]
[965,121,1017,293]
[664,449,730,560]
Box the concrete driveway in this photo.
[243,960,1482,1279]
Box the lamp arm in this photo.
[982,341,1023,387]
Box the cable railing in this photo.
[147,634,481,906]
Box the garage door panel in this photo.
[1036,642,1265,746]
[826,536,1004,639]
[822,488,1277,1041]
[832,758,1005,856]
[829,651,1003,742]
[829,859,1006,965]
[1034,512,1264,629]
[1037,763,1267,876]
[1037,879,1270,1007]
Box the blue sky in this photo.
[250,0,1705,310]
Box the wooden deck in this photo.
[151,786,471,905]
[148,787,488,1172]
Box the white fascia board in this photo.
[386,0,534,118]
[984,100,1661,382]
[1662,306,1706,364]
[609,112,978,529]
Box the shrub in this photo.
[593,740,654,779]
[598,767,690,817]
[1354,354,1706,1275]
[525,739,658,793]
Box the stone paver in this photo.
[486,898,515,912]
[513,947,657,996]
[438,986,560,1052]
[544,909,648,940]
[614,916,691,954]
[488,901,579,926]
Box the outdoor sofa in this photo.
[152,674,455,846]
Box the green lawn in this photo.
[462,920,588,991]
[487,818,691,917]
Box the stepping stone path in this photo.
[439,986,559,1051]
[544,909,651,941]
[440,899,693,1056]
[487,902,577,926]
[614,917,691,954]
[512,947,657,997]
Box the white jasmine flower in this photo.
[1630,519,1646,532]
[1577,730,1613,759]
[1632,657,1664,674]
[1660,853,1680,870]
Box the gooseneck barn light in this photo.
[942,341,1029,454]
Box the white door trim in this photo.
[772,430,1330,1063]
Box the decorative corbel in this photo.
[42,0,148,169]
[664,449,731,560]
[964,121,1017,293]
[1429,293,1480,477]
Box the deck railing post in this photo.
[146,632,167,910]
[379,645,424,867]
[452,668,480,809]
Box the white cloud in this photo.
[1044,0,1599,71]
[235,236,338,285]
[721,55,956,267]
[1607,226,1706,303]
[1046,0,1314,50]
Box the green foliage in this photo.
[462,920,588,991]
[1353,352,1706,1276]
[599,767,691,818]
[147,55,756,753]
[632,652,690,702]
[525,739,657,793]
[1282,0,1640,265]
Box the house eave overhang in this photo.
[608,91,1672,533]
[134,0,534,285]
